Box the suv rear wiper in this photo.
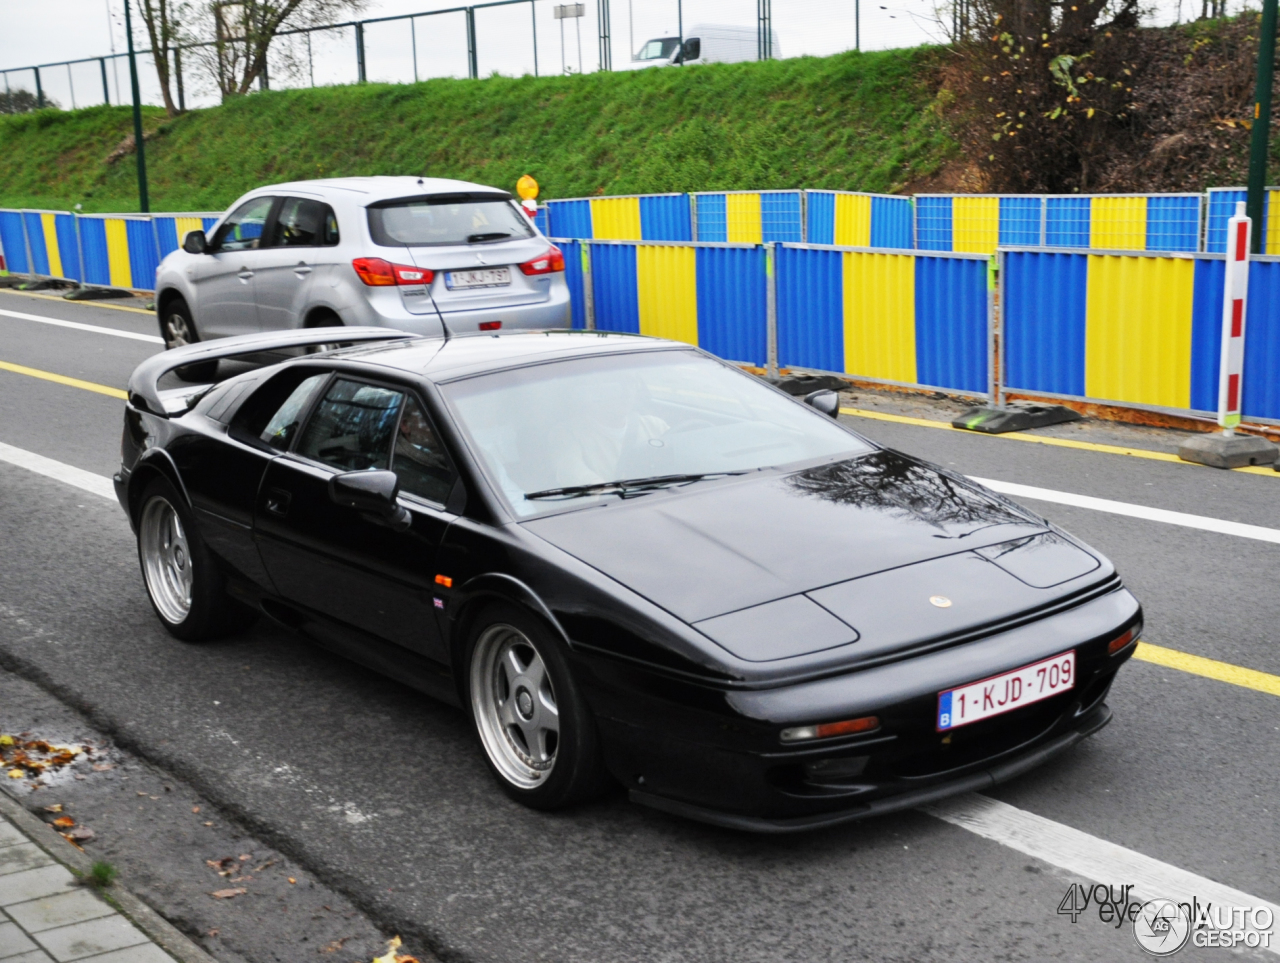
[525,472,747,501]
[467,232,512,243]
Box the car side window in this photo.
[270,197,340,248]
[392,395,455,505]
[213,196,275,252]
[259,373,328,450]
[296,379,404,472]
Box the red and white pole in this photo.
[1218,202,1251,434]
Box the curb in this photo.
[0,786,218,963]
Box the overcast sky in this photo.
[0,0,1215,109]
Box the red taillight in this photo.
[479,321,502,331]
[518,246,565,276]
[352,257,434,287]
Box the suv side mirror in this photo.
[804,389,840,419]
[329,470,411,530]
[183,229,209,254]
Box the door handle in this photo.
[293,264,313,277]
[237,269,254,281]
[264,488,292,517]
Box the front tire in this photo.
[160,296,217,382]
[466,603,609,810]
[136,477,256,641]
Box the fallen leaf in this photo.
[372,937,403,963]
[65,827,95,843]
[288,877,296,884]
[209,888,247,899]
[91,763,114,772]
[52,816,76,829]
[238,854,250,861]
[203,821,214,827]
[7,770,23,779]
[0,735,13,747]
[191,806,201,814]
[43,804,63,813]
[252,859,276,872]
[320,936,348,953]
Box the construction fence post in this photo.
[765,242,779,379]
[582,242,595,330]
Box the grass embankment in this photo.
[0,46,956,213]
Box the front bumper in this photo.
[586,585,1139,832]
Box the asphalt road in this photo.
[0,288,1277,963]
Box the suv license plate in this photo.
[936,650,1075,731]
[446,267,511,289]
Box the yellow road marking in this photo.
[1135,641,1280,699]
[0,287,153,315]
[0,360,127,399]
[840,406,1278,477]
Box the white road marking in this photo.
[925,793,1280,953]
[0,307,163,344]
[973,476,1280,545]
[0,441,117,501]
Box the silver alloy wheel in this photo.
[164,310,193,349]
[139,496,194,625]
[470,623,560,789]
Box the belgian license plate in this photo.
[937,651,1075,731]
[446,267,510,289]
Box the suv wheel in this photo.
[161,296,217,382]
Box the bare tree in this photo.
[137,0,191,116]
[184,0,366,101]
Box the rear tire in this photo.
[304,311,345,354]
[136,476,256,641]
[465,602,610,810]
[160,296,217,382]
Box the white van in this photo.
[622,23,781,69]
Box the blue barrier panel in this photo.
[54,214,81,281]
[1205,190,1247,253]
[694,194,728,242]
[126,219,160,290]
[1147,195,1201,253]
[1045,197,1091,248]
[761,192,803,243]
[776,245,843,373]
[557,240,586,329]
[0,211,29,274]
[547,199,592,239]
[915,196,952,251]
[1004,251,1087,396]
[999,197,1042,246]
[534,208,548,235]
[639,194,692,241]
[870,196,913,249]
[590,243,640,333]
[806,191,835,245]
[914,255,987,393]
[79,218,110,286]
[1189,258,1225,413]
[153,217,179,258]
[202,217,219,234]
[695,246,766,364]
[1244,259,1280,420]
[23,213,50,276]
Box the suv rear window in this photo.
[367,196,535,247]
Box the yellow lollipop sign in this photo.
[516,174,540,200]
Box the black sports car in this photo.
[116,327,1141,832]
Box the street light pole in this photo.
[122,0,150,212]
[1245,0,1276,253]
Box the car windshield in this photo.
[441,350,871,518]
[636,38,679,60]
[368,198,535,247]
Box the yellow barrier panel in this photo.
[725,193,763,244]
[174,216,205,248]
[590,197,642,240]
[636,245,698,345]
[1268,190,1280,255]
[104,218,132,289]
[39,213,63,279]
[833,194,872,247]
[1085,255,1193,409]
[952,197,999,254]
[1090,196,1147,251]
[843,252,916,383]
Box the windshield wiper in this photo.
[525,472,747,501]
[467,232,512,243]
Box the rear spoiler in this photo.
[127,327,420,416]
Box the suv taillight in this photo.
[518,246,565,276]
[352,257,434,286]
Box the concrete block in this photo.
[0,869,75,909]
[0,846,53,878]
[0,920,39,958]
[58,944,171,963]
[1177,432,1279,469]
[5,892,114,934]
[1,951,56,963]
[35,915,147,962]
[0,823,25,850]
[953,402,1083,434]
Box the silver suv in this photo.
[154,176,570,349]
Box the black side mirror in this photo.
[329,470,411,530]
[804,389,841,419]
[183,229,208,254]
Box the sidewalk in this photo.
[0,806,184,963]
